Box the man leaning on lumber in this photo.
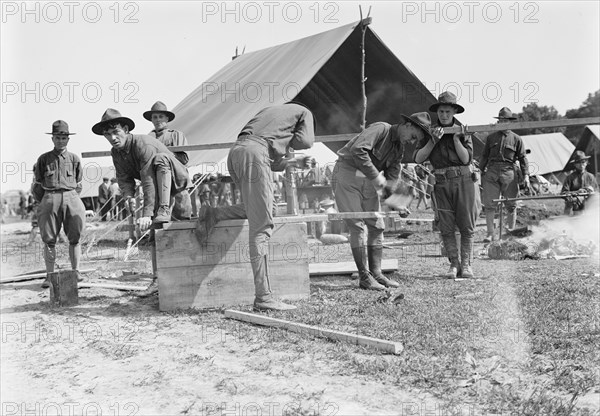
[195,102,316,311]
[332,112,438,291]
[92,108,193,295]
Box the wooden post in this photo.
[190,187,198,217]
[285,152,298,216]
[359,15,372,130]
[127,199,135,241]
[135,193,142,240]
[48,271,79,306]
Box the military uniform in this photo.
[149,129,189,166]
[196,103,314,310]
[111,134,191,219]
[479,129,528,230]
[333,113,434,289]
[561,151,598,215]
[34,121,86,286]
[415,120,477,275]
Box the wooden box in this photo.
[155,218,310,311]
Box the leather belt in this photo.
[44,189,71,194]
[434,165,472,179]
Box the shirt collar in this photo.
[120,134,133,154]
[52,148,67,158]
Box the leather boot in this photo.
[172,190,192,220]
[68,244,83,282]
[442,234,460,279]
[367,245,399,288]
[506,209,517,231]
[351,246,385,291]
[154,170,172,224]
[42,245,56,288]
[460,236,475,278]
[484,210,495,243]
[251,254,296,310]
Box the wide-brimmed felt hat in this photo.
[428,91,465,114]
[319,198,335,207]
[494,107,518,120]
[399,112,433,139]
[143,101,175,122]
[46,120,75,135]
[569,150,591,164]
[92,108,135,135]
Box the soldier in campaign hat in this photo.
[333,111,436,291]
[34,120,87,288]
[144,101,189,166]
[415,92,478,279]
[479,107,530,242]
[561,150,598,215]
[93,108,193,296]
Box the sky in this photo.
[1,0,599,192]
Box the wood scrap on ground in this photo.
[78,283,146,291]
[309,259,397,276]
[224,309,403,355]
[1,269,95,284]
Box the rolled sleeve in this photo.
[290,111,315,151]
[349,126,385,180]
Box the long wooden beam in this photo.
[441,116,599,135]
[118,212,431,232]
[224,309,403,355]
[81,117,598,159]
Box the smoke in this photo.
[527,195,600,256]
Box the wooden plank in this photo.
[442,116,599,135]
[79,283,146,291]
[1,269,95,284]
[80,118,599,159]
[223,309,403,355]
[328,211,399,220]
[309,259,398,276]
[155,222,307,268]
[159,215,328,231]
[81,134,356,158]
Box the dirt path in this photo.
[1,280,448,415]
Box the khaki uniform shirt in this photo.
[336,122,403,181]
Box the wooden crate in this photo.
[155,219,310,311]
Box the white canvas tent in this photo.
[521,132,575,178]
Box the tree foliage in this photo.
[513,103,564,136]
[564,90,600,142]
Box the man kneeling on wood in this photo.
[195,103,315,311]
[92,108,193,295]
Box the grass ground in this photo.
[1,199,599,414]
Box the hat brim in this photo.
[399,114,432,140]
[143,110,175,122]
[570,156,591,164]
[45,132,76,135]
[429,102,465,114]
[92,117,135,135]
